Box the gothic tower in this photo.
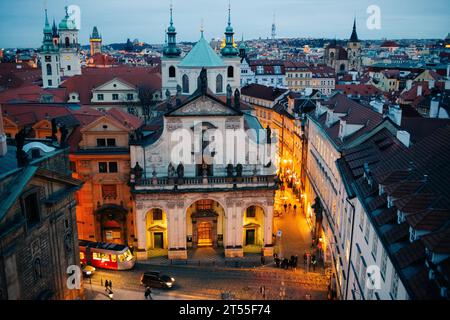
[39,9,61,88]
[347,18,362,72]
[58,6,81,76]
[90,26,102,56]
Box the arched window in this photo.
[216,74,223,93]
[46,64,52,76]
[182,74,189,93]
[169,66,176,78]
[329,52,335,60]
[340,64,346,72]
[227,66,234,78]
[65,37,70,47]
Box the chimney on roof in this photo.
[430,97,440,118]
[396,130,410,148]
[417,85,422,97]
[406,80,412,91]
[388,104,402,126]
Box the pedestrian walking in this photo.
[293,204,297,214]
[290,255,295,270]
[294,255,298,271]
[108,280,112,290]
[288,203,292,213]
[283,258,289,270]
[261,255,266,266]
[283,203,287,213]
[144,286,152,300]
[303,251,307,268]
[306,252,311,273]
[259,285,266,299]
[311,254,317,271]
[276,257,281,268]
[104,279,109,292]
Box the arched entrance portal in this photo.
[243,205,265,253]
[95,204,128,244]
[186,199,225,249]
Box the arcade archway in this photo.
[186,199,225,249]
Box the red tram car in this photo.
[79,240,135,270]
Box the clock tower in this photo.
[39,9,61,88]
[58,6,81,76]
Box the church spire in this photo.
[163,3,181,57]
[221,1,238,57]
[349,18,359,42]
[41,9,58,53]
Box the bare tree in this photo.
[138,85,155,123]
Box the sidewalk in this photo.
[83,283,216,300]
[140,247,264,269]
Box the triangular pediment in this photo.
[166,94,242,117]
[93,77,135,91]
[80,115,130,133]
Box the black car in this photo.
[140,271,176,289]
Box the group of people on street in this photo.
[104,279,113,299]
[303,250,318,272]
[282,202,298,215]
[273,253,298,271]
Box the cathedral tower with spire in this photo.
[347,18,362,72]
[39,9,61,88]
[220,2,241,93]
[161,4,183,95]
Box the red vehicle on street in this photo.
[79,240,135,270]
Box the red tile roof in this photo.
[336,84,382,97]
[0,85,66,103]
[61,66,161,104]
[2,103,72,127]
[241,84,288,102]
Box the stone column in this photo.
[135,203,147,260]
[224,198,243,258]
[168,200,187,260]
[263,202,274,257]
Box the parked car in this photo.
[81,264,96,277]
[140,271,176,289]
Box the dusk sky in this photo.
[1,0,449,48]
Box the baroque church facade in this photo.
[131,8,278,260]
[161,6,241,97]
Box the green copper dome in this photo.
[221,5,238,57]
[163,5,181,57]
[179,33,225,68]
[59,6,77,30]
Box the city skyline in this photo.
[0,0,449,48]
